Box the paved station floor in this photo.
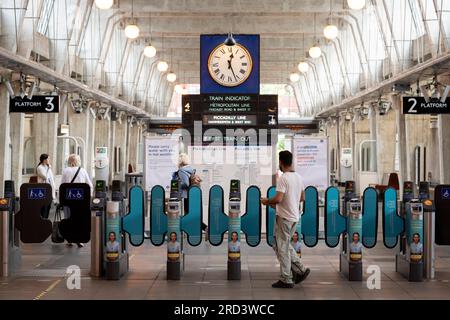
[1,234,450,300]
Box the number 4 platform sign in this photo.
[9,95,59,113]
[403,96,450,115]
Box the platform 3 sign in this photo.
[403,97,450,114]
[9,96,59,113]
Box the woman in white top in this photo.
[61,154,93,248]
[36,154,56,219]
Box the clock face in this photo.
[208,43,253,87]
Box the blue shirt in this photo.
[106,241,119,253]
[350,242,362,253]
[292,241,301,253]
[228,241,240,252]
[410,242,423,254]
[168,241,180,253]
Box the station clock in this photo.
[207,43,253,87]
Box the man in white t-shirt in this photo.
[261,151,310,288]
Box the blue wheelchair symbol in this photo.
[66,189,84,200]
[28,188,46,200]
[442,188,450,200]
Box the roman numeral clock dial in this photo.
[208,43,253,87]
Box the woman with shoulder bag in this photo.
[61,154,93,248]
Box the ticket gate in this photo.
[435,185,450,246]
[91,180,133,280]
[342,181,357,215]
[15,183,53,243]
[90,180,108,277]
[265,186,319,252]
[383,183,436,282]
[325,186,378,281]
[1,181,21,277]
[208,180,261,280]
[150,179,202,280]
[58,183,91,244]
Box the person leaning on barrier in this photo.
[260,150,310,288]
[36,153,56,219]
[173,153,208,237]
[61,154,93,248]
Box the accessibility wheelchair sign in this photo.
[66,188,85,200]
[442,188,450,200]
[28,188,46,200]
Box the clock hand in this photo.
[230,65,238,82]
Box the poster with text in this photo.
[144,137,179,192]
[293,137,329,191]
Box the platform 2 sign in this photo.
[403,97,450,114]
[9,96,59,113]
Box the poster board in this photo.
[293,136,329,191]
[144,136,179,192]
[188,145,274,232]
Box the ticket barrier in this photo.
[58,183,91,244]
[208,180,262,280]
[265,186,319,254]
[150,180,202,280]
[383,183,436,282]
[342,181,357,215]
[325,187,378,281]
[1,181,21,277]
[90,180,108,277]
[15,183,53,243]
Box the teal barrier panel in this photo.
[208,185,228,246]
[241,186,261,247]
[122,185,145,246]
[181,186,202,246]
[325,187,346,247]
[302,186,319,247]
[362,187,378,248]
[150,185,167,246]
[265,186,276,247]
[382,188,404,248]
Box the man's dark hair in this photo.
[279,150,293,167]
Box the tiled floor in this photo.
[1,236,450,300]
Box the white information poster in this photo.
[293,137,329,191]
[188,145,274,232]
[144,136,179,192]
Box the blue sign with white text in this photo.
[200,34,260,94]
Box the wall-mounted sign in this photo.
[9,96,59,113]
[182,94,277,146]
[403,97,450,114]
[200,35,260,94]
[203,114,257,126]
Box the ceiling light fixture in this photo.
[144,15,156,57]
[157,61,169,72]
[324,0,338,40]
[167,72,177,82]
[124,0,139,39]
[95,0,113,10]
[309,13,322,59]
[298,61,309,73]
[289,72,300,83]
[347,0,366,10]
